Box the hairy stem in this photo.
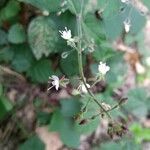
[76,1,111,119]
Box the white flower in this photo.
[78,83,90,94]
[48,75,59,91]
[124,19,131,33]
[59,27,72,40]
[42,10,49,16]
[81,83,90,93]
[98,61,110,75]
[102,102,111,111]
[121,0,129,3]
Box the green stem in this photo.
[76,2,111,119]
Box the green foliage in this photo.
[125,88,148,118]
[27,59,53,83]
[19,135,45,150]
[36,111,52,126]
[60,98,81,117]
[0,0,149,149]
[8,23,26,44]
[106,52,127,88]
[28,16,58,60]
[19,0,61,12]
[95,139,141,150]
[49,109,80,148]
[0,29,8,45]
[83,14,105,43]
[60,51,79,76]
[0,0,21,24]
[0,46,14,62]
[11,45,34,72]
[130,123,150,143]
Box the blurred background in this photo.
[0,0,150,150]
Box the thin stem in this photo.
[76,0,111,119]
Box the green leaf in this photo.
[0,0,21,23]
[122,5,146,34]
[100,142,120,150]
[0,46,14,62]
[28,16,58,60]
[49,110,80,148]
[0,29,8,45]
[106,52,127,88]
[19,135,45,150]
[60,51,80,76]
[0,96,13,120]
[60,98,81,117]
[37,111,52,126]
[97,139,141,150]
[142,0,150,12]
[11,45,34,72]
[19,0,61,13]
[74,96,100,134]
[100,0,121,19]
[27,59,53,83]
[83,13,105,43]
[8,23,26,44]
[130,123,150,143]
[92,45,115,62]
[124,88,148,118]
[103,14,123,40]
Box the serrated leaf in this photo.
[49,110,80,148]
[60,51,81,76]
[0,29,8,45]
[103,14,123,40]
[92,46,115,62]
[19,0,61,13]
[0,46,14,62]
[0,0,21,23]
[11,45,34,72]
[60,98,81,117]
[19,135,45,150]
[98,139,141,150]
[8,23,26,44]
[125,88,148,118]
[28,16,58,60]
[106,52,127,87]
[83,13,105,43]
[27,59,53,83]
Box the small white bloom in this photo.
[42,10,49,16]
[121,0,128,3]
[102,102,111,111]
[124,19,131,33]
[59,27,72,40]
[135,62,146,74]
[48,75,59,90]
[98,62,110,75]
[78,83,90,94]
[81,83,90,93]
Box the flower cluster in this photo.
[47,27,111,95]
